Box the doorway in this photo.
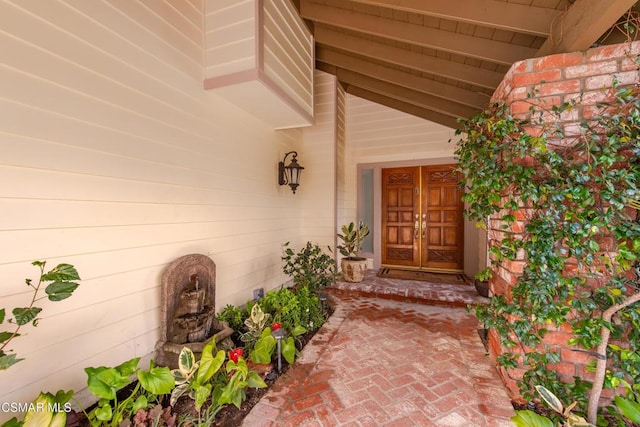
[381,164,464,272]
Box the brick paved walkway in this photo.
[242,288,514,426]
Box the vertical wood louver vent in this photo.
[204,0,314,129]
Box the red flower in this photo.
[229,348,243,363]
[271,323,282,331]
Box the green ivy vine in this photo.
[454,80,640,417]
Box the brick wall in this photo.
[487,41,640,402]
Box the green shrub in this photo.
[282,242,337,292]
[260,285,325,334]
[216,304,246,333]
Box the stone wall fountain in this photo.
[155,254,234,368]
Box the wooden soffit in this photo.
[296,0,638,128]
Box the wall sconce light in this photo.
[278,151,304,194]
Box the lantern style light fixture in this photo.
[278,151,304,194]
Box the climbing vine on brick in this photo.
[454,82,640,417]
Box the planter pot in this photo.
[474,279,489,297]
[341,258,368,283]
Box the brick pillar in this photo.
[487,41,640,401]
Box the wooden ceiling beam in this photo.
[317,47,490,109]
[347,0,561,37]
[344,85,462,129]
[333,67,479,119]
[315,26,503,89]
[537,0,637,56]
[300,0,538,65]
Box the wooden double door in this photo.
[382,165,464,272]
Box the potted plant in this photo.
[337,221,370,283]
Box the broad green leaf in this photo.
[282,337,296,365]
[42,264,80,281]
[132,395,148,413]
[291,325,307,337]
[53,389,73,405]
[511,410,554,427]
[12,307,42,326]
[247,371,267,389]
[250,335,276,364]
[84,367,129,400]
[115,357,140,377]
[1,417,22,427]
[45,281,79,301]
[170,383,190,407]
[172,369,188,384]
[194,384,212,411]
[138,365,174,395]
[250,304,265,324]
[0,308,5,324]
[218,378,242,408]
[197,347,225,385]
[0,332,17,343]
[23,393,54,427]
[615,396,640,422]
[178,347,196,374]
[94,404,113,422]
[0,353,23,370]
[250,347,272,364]
[49,412,66,427]
[535,385,563,414]
[234,358,249,377]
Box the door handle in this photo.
[414,213,419,239]
[422,213,427,239]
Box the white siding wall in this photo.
[204,0,256,78]
[346,95,456,164]
[0,0,306,414]
[300,71,337,249]
[263,0,314,117]
[335,84,349,240]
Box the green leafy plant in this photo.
[455,79,640,424]
[282,242,336,291]
[1,261,80,371]
[337,221,370,259]
[218,353,267,408]
[216,304,246,333]
[512,386,592,427]
[170,341,226,414]
[240,303,271,351]
[247,323,298,366]
[511,410,554,427]
[614,394,640,423]
[1,390,73,427]
[249,327,276,364]
[84,357,174,427]
[259,285,325,334]
[170,343,266,426]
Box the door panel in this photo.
[421,166,464,271]
[381,164,464,272]
[382,167,420,267]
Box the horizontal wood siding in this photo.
[336,83,350,237]
[0,0,305,414]
[204,0,256,78]
[346,95,456,164]
[262,0,314,117]
[301,71,336,247]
